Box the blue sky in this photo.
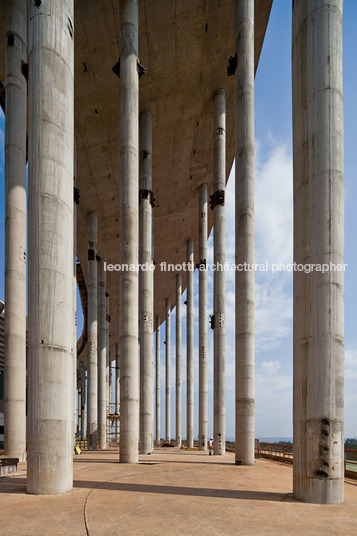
[1,0,356,440]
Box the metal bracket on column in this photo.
[139,189,156,207]
[209,315,216,330]
[137,59,146,78]
[106,313,111,323]
[21,62,29,82]
[227,54,237,77]
[209,190,225,210]
[112,58,146,79]
[88,248,95,261]
[112,59,120,78]
[74,186,80,205]
[196,259,207,270]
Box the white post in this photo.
[235,0,255,466]
[292,0,344,504]
[119,0,139,463]
[27,0,74,494]
[4,0,27,463]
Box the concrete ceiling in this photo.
[0,0,273,362]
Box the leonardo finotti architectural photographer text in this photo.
[104,261,347,274]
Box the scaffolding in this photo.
[107,402,120,446]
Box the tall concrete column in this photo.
[165,298,171,444]
[115,343,120,439]
[139,110,154,454]
[98,260,107,449]
[73,137,78,447]
[213,90,226,456]
[4,0,27,462]
[87,212,98,450]
[155,316,160,445]
[80,369,86,439]
[119,0,139,463]
[106,292,110,410]
[27,0,74,494]
[199,185,208,451]
[186,239,194,448]
[292,0,344,504]
[176,274,182,448]
[235,0,255,466]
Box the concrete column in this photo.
[106,298,111,447]
[198,185,208,451]
[176,274,182,448]
[186,239,194,448]
[27,0,74,494]
[235,0,255,466]
[98,260,107,449]
[106,292,110,409]
[213,90,226,456]
[155,316,160,445]
[139,110,154,454]
[165,298,171,444]
[115,343,120,439]
[73,137,78,447]
[119,0,139,464]
[87,212,98,450]
[292,0,344,504]
[4,0,27,462]
[80,369,86,439]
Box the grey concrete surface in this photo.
[155,316,160,445]
[118,0,140,464]
[27,0,74,494]
[292,0,344,504]
[87,212,98,451]
[213,89,226,456]
[139,110,154,455]
[4,0,27,463]
[165,297,171,444]
[98,260,107,450]
[176,273,182,448]
[235,0,256,467]
[198,184,208,451]
[186,238,194,448]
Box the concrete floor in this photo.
[0,448,356,536]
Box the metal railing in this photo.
[255,440,357,478]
